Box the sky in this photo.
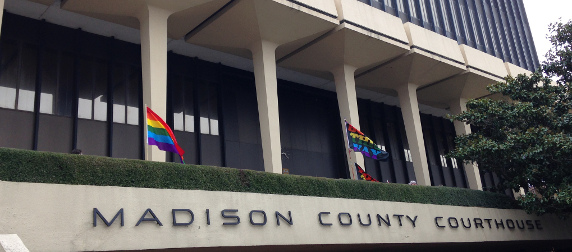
[523,0,572,63]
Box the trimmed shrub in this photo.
[0,148,517,209]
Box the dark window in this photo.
[0,41,38,112]
[77,57,108,121]
[198,82,219,136]
[39,50,74,117]
[171,74,195,132]
[112,64,140,125]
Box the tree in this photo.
[448,20,572,217]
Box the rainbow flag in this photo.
[346,120,389,161]
[146,107,185,163]
[355,163,378,182]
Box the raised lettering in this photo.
[495,219,505,229]
[249,210,267,226]
[393,214,404,226]
[435,217,445,228]
[93,208,124,227]
[406,215,418,228]
[136,208,163,226]
[506,219,515,229]
[172,209,194,226]
[474,218,484,228]
[526,220,534,229]
[319,212,332,226]
[358,214,371,226]
[535,220,543,230]
[461,218,471,228]
[276,211,293,226]
[338,213,352,226]
[221,209,240,225]
[448,217,459,228]
[377,214,391,227]
[484,218,492,228]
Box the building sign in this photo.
[93,207,543,231]
[3,181,568,252]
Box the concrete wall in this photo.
[0,181,570,251]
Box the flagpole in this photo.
[344,119,351,161]
[144,104,149,161]
[343,118,356,180]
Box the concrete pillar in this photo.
[0,234,29,252]
[138,5,172,162]
[450,98,483,190]
[449,98,472,137]
[0,0,4,38]
[250,40,283,174]
[396,83,431,186]
[332,64,364,180]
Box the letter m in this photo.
[93,208,124,227]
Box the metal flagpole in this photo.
[343,119,357,180]
[144,104,149,161]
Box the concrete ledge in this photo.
[0,181,570,251]
[0,234,29,252]
[460,45,508,78]
[334,0,408,45]
[505,62,532,77]
[404,23,464,65]
[276,0,339,21]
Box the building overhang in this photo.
[416,45,508,108]
[277,0,410,80]
[60,0,224,37]
[182,0,340,60]
[355,22,467,95]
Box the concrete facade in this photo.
[0,0,539,184]
[0,0,538,187]
[0,1,554,250]
[1,181,571,251]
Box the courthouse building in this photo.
[0,0,538,189]
[2,0,571,251]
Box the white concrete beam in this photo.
[138,4,172,162]
[251,40,283,174]
[449,98,483,190]
[397,83,431,186]
[0,0,4,38]
[332,64,364,180]
[449,98,472,137]
[0,234,29,252]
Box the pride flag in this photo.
[146,107,185,163]
[355,163,378,182]
[346,120,389,161]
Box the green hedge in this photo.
[0,148,517,209]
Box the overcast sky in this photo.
[523,0,572,63]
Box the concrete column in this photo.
[397,83,431,186]
[449,98,483,190]
[449,98,472,137]
[0,234,29,252]
[138,5,172,162]
[0,0,4,38]
[250,40,283,174]
[332,64,364,180]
